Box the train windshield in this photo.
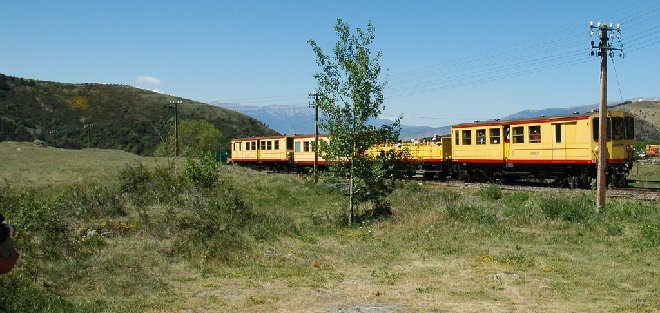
[593,117,634,141]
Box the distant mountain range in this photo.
[212,98,659,140]
[210,101,452,139]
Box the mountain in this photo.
[211,101,450,140]
[213,99,659,143]
[0,74,277,155]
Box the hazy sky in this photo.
[2,0,658,126]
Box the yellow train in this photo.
[450,110,635,187]
[230,134,330,170]
[230,110,636,187]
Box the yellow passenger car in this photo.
[292,134,329,167]
[230,136,293,168]
[451,111,635,187]
[367,137,452,178]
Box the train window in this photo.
[555,124,562,143]
[260,141,266,150]
[274,140,280,150]
[612,117,625,140]
[303,141,311,152]
[251,142,257,150]
[592,118,612,141]
[476,129,486,145]
[625,117,634,139]
[529,126,541,143]
[245,142,250,151]
[294,141,301,152]
[489,128,500,144]
[266,141,272,150]
[513,127,524,143]
[461,130,471,145]
[455,130,459,145]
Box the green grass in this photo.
[628,159,660,188]
[0,141,176,188]
[0,145,658,312]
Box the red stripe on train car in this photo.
[231,158,288,163]
[452,159,506,164]
[506,159,594,164]
[417,158,446,163]
[231,158,258,162]
[294,161,328,165]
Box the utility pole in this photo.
[169,100,182,157]
[589,21,623,210]
[83,123,94,148]
[309,93,321,182]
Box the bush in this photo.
[0,189,99,313]
[185,156,220,189]
[540,193,595,223]
[117,162,151,194]
[53,185,125,219]
[479,184,502,200]
[169,180,293,262]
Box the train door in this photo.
[552,123,566,160]
[256,139,261,162]
[503,125,511,161]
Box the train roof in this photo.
[454,110,636,129]
[231,134,329,141]
[451,111,636,129]
[292,134,329,139]
[231,135,288,141]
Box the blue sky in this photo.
[1,0,658,126]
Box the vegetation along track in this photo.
[421,178,660,201]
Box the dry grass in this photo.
[0,141,176,188]
[1,145,658,313]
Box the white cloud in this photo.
[136,75,161,85]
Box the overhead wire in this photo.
[214,0,659,124]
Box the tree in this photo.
[154,120,222,158]
[309,19,401,226]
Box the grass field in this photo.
[0,142,658,312]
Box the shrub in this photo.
[169,181,290,262]
[53,185,125,219]
[117,162,151,194]
[185,156,220,189]
[539,193,595,223]
[479,184,502,200]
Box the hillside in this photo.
[0,74,277,155]
[612,100,660,143]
